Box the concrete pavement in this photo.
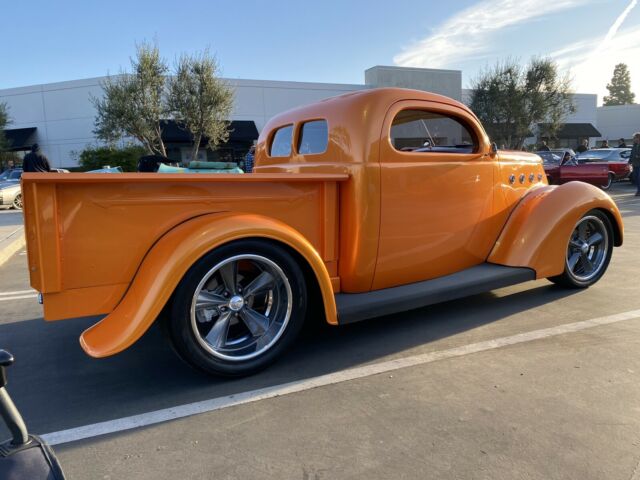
[0,209,25,267]
[0,182,639,479]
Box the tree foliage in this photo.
[0,102,10,151]
[168,51,233,162]
[75,145,146,172]
[603,63,635,106]
[93,43,233,162]
[469,58,575,149]
[93,43,169,156]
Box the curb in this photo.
[0,227,26,268]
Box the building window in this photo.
[390,110,477,154]
[298,120,328,155]
[269,125,293,157]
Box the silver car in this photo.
[0,169,23,210]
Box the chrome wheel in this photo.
[12,194,22,210]
[190,254,292,362]
[566,215,609,283]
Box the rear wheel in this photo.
[601,172,614,191]
[548,210,613,288]
[12,194,22,210]
[168,240,307,377]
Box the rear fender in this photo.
[488,182,623,278]
[80,212,337,358]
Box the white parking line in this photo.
[0,294,37,302]
[0,290,35,296]
[40,308,640,446]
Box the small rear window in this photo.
[298,120,328,155]
[269,125,293,157]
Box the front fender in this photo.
[488,182,623,279]
[80,212,337,358]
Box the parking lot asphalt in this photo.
[0,183,639,479]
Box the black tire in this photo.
[12,193,22,210]
[168,239,307,377]
[548,209,613,288]
[601,173,614,191]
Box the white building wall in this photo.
[596,104,640,143]
[0,77,363,167]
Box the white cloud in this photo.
[551,0,639,102]
[393,0,591,68]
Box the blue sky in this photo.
[1,0,639,102]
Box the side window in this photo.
[621,150,631,159]
[390,109,478,154]
[9,171,22,180]
[269,125,293,157]
[298,120,328,155]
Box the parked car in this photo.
[575,148,632,182]
[22,88,623,377]
[538,151,611,189]
[0,168,23,182]
[0,170,23,209]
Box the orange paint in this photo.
[21,88,623,358]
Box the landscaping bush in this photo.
[76,145,146,172]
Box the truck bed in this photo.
[21,172,348,320]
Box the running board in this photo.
[335,264,536,324]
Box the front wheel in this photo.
[548,210,613,288]
[168,239,307,377]
[12,193,22,210]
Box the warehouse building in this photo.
[0,65,634,168]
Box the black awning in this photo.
[3,127,37,151]
[160,120,259,145]
[538,123,601,138]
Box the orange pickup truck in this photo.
[21,88,623,376]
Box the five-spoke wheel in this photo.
[168,240,307,376]
[549,210,613,288]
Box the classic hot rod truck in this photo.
[21,88,623,376]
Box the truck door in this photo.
[373,100,501,290]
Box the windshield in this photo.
[537,151,561,165]
[576,150,612,160]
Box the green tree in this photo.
[93,43,169,156]
[603,63,635,106]
[0,102,10,151]
[168,51,233,162]
[469,58,575,149]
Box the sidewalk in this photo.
[0,210,25,267]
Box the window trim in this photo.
[295,118,329,156]
[389,108,480,155]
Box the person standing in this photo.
[618,138,628,148]
[631,133,640,195]
[538,140,550,151]
[600,140,610,148]
[244,142,256,173]
[576,139,589,154]
[22,143,51,172]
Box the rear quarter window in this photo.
[298,120,328,155]
[269,125,293,157]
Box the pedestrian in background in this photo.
[600,140,610,148]
[538,140,550,151]
[618,138,628,148]
[631,133,640,195]
[22,143,51,172]
[244,141,256,173]
[576,139,589,154]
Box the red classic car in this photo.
[575,148,631,182]
[538,151,610,189]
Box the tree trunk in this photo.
[191,134,201,164]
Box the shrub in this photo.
[76,145,146,172]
